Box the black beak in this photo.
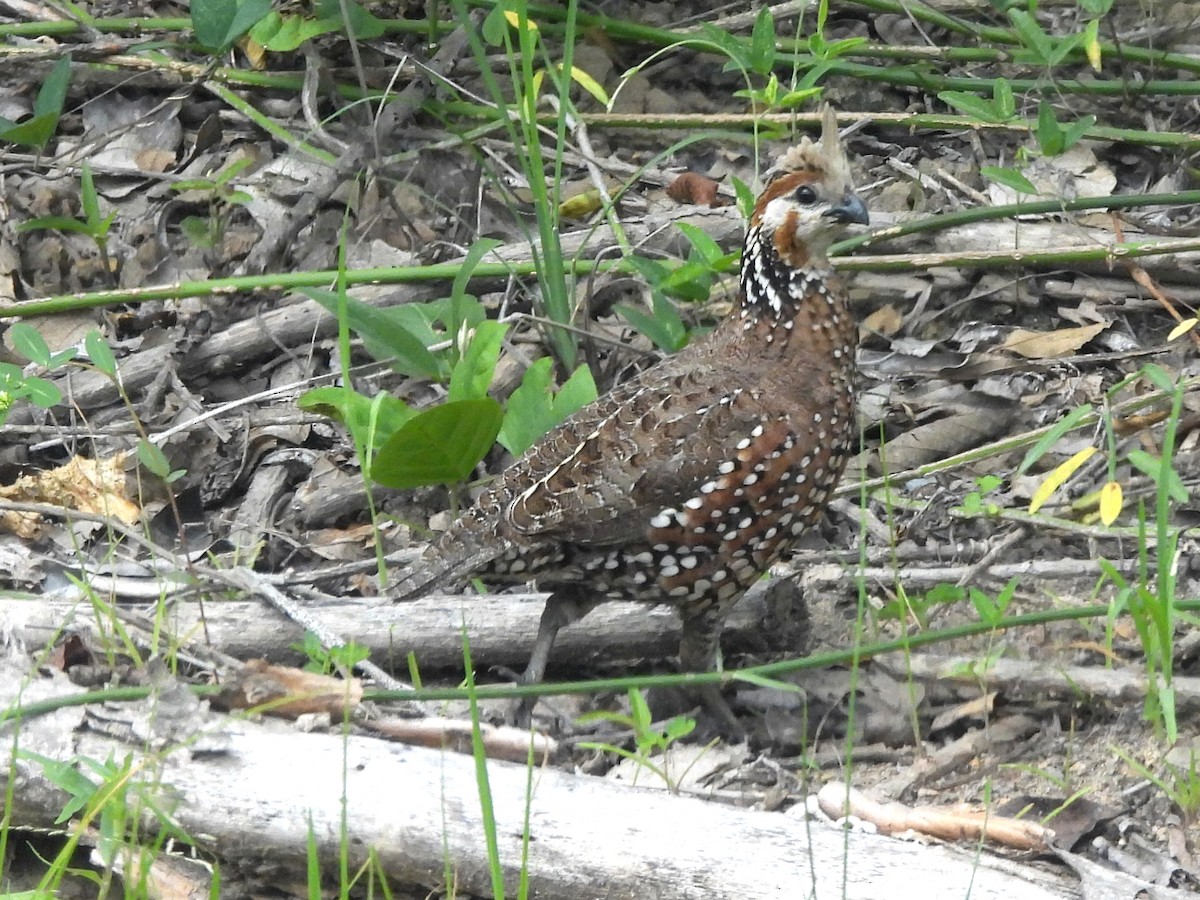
[824,192,869,226]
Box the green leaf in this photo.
[731,176,755,219]
[981,165,1038,195]
[993,576,1018,616]
[676,222,726,267]
[212,156,254,187]
[34,55,72,119]
[371,399,503,489]
[0,112,61,150]
[84,330,117,376]
[80,162,101,227]
[977,474,1003,494]
[1127,450,1189,503]
[993,79,1015,120]
[628,688,653,733]
[481,3,508,45]
[23,376,62,408]
[191,0,272,51]
[17,751,97,822]
[327,640,370,670]
[1141,363,1175,394]
[938,91,1005,123]
[0,56,72,148]
[1017,404,1092,475]
[807,30,827,59]
[313,0,385,39]
[498,359,597,456]
[553,362,597,419]
[1061,115,1096,152]
[498,358,555,456]
[180,216,213,248]
[616,291,687,352]
[15,216,94,235]
[448,319,507,402]
[970,587,1000,626]
[777,87,822,109]
[449,238,502,339]
[10,323,51,366]
[748,6,776,75]
[1036,101,1064,156]
[659,260,715,303]
[926,582,967,605]
[698,24,752,73]
[137,439,173,479]
[1047,31,1084,67]
[1008,9,1052,64]
[624,254,669,286]
[823,36,867,59]
[250,12,343,51]
[299,386,413,448]
[304,288,443,380]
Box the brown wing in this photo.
[496,357,778,547]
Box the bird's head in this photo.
[750,105,869,268]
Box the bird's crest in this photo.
[767,105,851,194]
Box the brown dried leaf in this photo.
[880,409,1014,472]
[134,147,175,173]
[0,453,140,537]
[1001,323,1107,360]
[862,303,903,337]
[666,172,721,207]
[214,660,363,719]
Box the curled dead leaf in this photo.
[861,303,903,337]
[0,453,140,537]
[666,172,722,207]
[559,189,603,220]
[214,659,363,719]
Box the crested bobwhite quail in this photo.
[394,106,869,727]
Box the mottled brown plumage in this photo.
[394,107,868,726]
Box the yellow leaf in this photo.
[1099,481,1123,525]
[1168,318,1198,341]
[565,64,609,106]
[559,189,602,220]
[1084,20,1102,71]
[503,10,538,31]
[1029,446,1096,514]
[238,35,267,71]
[524,68,545,119]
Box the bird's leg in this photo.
[676,607,744,736]
[512,585,598,726]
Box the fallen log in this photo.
[0,576,808,673]
[0,650,1081,899]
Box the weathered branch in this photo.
[1,576,808,673]
[0,651,1081,899]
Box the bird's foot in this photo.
[490,665,539,729]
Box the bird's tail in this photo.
[391,506,508,601]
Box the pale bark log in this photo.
[0,653,1081,899]
[0,577,805,672]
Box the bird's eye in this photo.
[793,185,818,204]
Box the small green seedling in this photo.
[18,163,119,282]
[172,157,255,250]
